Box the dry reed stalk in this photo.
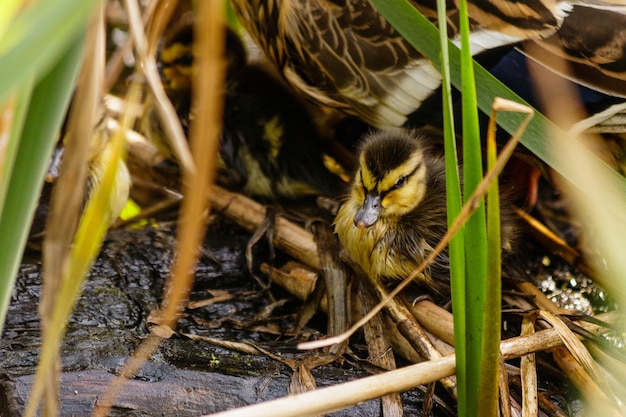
[36,5,106,416]
[359,278,404,417]
[94,1,225,415]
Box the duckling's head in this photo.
[352,129,429,228]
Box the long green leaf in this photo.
[0,0,98,103]
[435,0,467,415]
[0,35,85,334]
[0,82,32,333]
[479,111,503,417]
[456,1,488,414]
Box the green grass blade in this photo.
[0,82,32,333]
[435,0,467,415]
[0,0,98,103]
[456,1,488,414]
[0,35,85,332]
[479,111,503,417]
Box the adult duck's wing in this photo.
[231,0,626,128]
[465,0,571,39]
[234,0,499,126]
[233,0,450,127]
[533,4,626,85]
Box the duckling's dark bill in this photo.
[354,194,382,228]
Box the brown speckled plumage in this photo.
[230,0,626,127]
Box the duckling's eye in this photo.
[391,175,408,191]
[176,53,194,68]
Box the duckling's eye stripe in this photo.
[388,161,422,192]
[359,169,370,195]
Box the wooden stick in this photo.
[209,185,320,270]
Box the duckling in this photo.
[85,112,131,224]
[334,129,451,294]
[143,16,341,200]
[334,128,517,296]
[220,62,342,199]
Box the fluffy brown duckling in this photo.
[334,128,518,296]
[143,17,341,200]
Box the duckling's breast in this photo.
[335,200,453,296]
[335,201,422,283]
